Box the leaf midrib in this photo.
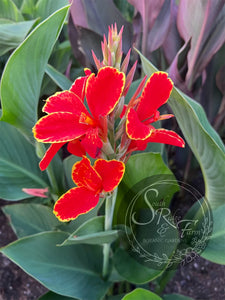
[0,157,47,187]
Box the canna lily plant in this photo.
[32,24,184,227]
[0,3,224,300]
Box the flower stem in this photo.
[102,188,118,279]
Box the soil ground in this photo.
[1,200,225,300]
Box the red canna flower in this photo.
[125,72,185,148]
[53,156,125,221]
[33,67,125,170]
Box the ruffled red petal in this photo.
[43,91,90,117]
[137,72,173,121]
[126,108,153,140]
[81,128,103,158]
[93,159,125,192]
[53,187,99,222]
[67,139,86,157]
[33,112,88,143]
[39,142,66,171]
[86,67,125,118]
[146,129,185,147]
[72,156,102,193]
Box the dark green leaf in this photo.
[0,120,49,200]
[45,64,72,91]
[39,291,77,300]
[60,216,123,246]
[1,232,111,300]
[113,248,163,284]
[2,204,61,238]
[201,204,225,264]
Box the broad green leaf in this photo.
[138,49,225,209]
[41,41,72,96]
[122,288,162,300]
[0,120,48,200]
[63,155,81,189]
[1,232,111,300]
[2,203,61,238]
[20,0,38,16]
[12,0,23,9]
[113,203,179,283]
[0,5,70,140]
[34,0,69,20]
[39,291,76,300]
[60,216,123,246]
[201,203,225,264]
[0,20,36,56]
[0,0,24,21]
[113,248,164,284]
[120,153,176,188]
[45,64,72,91]
[61,230,121,246]
[114,153,178,224]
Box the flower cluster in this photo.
[32,24,185,221]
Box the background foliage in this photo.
[0,0,224,300]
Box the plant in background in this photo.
[68,0,225,189]
[0,1,224,300]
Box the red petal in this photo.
[120,104,127,119]
[137,72,173,121]
[93,159,125,192]
[70,76,88,102]
[67,140,86,157]
[33,112,88,143]
[43,91,89,117]
[145,129,185,147]
[128,139,148,152]
[39,142,66,170]
[126,108,153,140]
[86,67,125,118]
[84,68,92,76]
[53,187,99,222]
[81,129,103,158]
[72,156,102,192]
